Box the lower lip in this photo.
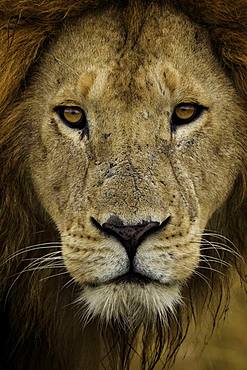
[112,272,153,285]
[88,273,177,288]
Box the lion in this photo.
[0,0,246,369]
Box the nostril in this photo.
[103,215,124,227]
[91,215,171,261]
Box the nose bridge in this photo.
[96,156,162,221]
[94,110,153,181]
[110,117,154,170]
[90,107,166,216]
[93,111,135,165]
[104,155,147,196]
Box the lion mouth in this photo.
[110,271,153,285]
[88,271,178,288]
[87,271,152,287]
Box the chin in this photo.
[75,280,182,329]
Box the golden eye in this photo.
[171,103,205,129]
[175,105,196,120]
[63,108,83,124]
[54,106,87,129]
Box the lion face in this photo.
[27,4,244,325]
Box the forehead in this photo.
[37,3,227,106]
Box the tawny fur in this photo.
[0,1,246,370]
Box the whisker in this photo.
[23,255,62,262]
[200,244,239,255]
[192,238,242,260]
[181,264,213,291]
[192,270,213,292]
[4,248,67,307]
[62,277,76,291]
[20,251,62,269]
[4,262,63,309]
[1,243,61,265]
[199,255,231,268]
[202,232,241,252]
[197,265,225,276]
[9,264,65,278]
[40,271,69,282]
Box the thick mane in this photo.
[0,1,246,369]
[1,0,247,113]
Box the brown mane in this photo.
[0,1,246,369]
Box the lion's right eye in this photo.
[54,106,88,130]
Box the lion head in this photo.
[0,1,246,369]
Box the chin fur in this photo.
[75,282,182,330]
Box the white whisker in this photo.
[1,243,61,265]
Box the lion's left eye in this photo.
[54,106,87,129]
[171,103,205,129]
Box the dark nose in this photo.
[94,215,170,261]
